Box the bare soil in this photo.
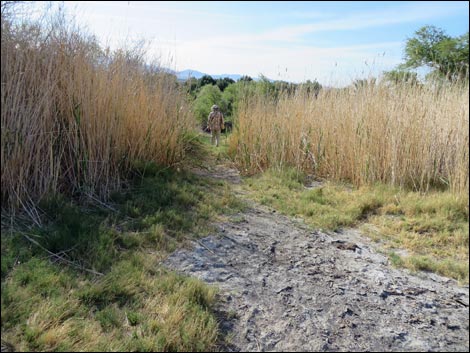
[165,163,469,352]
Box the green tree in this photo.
[257,74,277,98]
[383,69,419,86]
[401,25,469,82]
[238,75,253,82]
[192,85,225,129]
[221,83,238,118]
[216,77,235,92]
[221,80,257,122]
[302,79,322,97]
[184,77,199,97]
[198,74,216,87]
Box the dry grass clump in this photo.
[230,82,469,195]
[1,5,193,213]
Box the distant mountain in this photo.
[176,69,252,82]
[176,69,206,80]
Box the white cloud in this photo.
[154,39,403,86]
[55,1,466,85]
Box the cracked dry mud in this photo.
[165,165,469,352]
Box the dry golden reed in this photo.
[230,83,469,195]
[1,10,193,212]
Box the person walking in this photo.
[207,104,225,147]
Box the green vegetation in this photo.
[193,84,225,129]
[2,4,468,350]
[198,130,231,157]
[403,26,468,81]
[384,25,469,83]
[2,255,220,351]
[2,257,218,352]
[382,69,419,86]
[1,162,245,351]
[186,72,322,129]
[244,168,469,283]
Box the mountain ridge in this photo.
[175,69,268,81]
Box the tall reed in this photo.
[1,8,193,213]
[229,82,469,195]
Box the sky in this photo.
[31,1,469,86]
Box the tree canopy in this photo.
[401,25,469,82]
[216,77,235,92]
[199,74,217,87]
[383,69,419,86]
[192,84,224,128]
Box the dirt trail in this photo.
[165,163,469,352]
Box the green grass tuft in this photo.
[244,167,469,283]
[2,164,244,351]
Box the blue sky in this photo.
[32,1,469,86]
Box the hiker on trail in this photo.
[207,104,225,147]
